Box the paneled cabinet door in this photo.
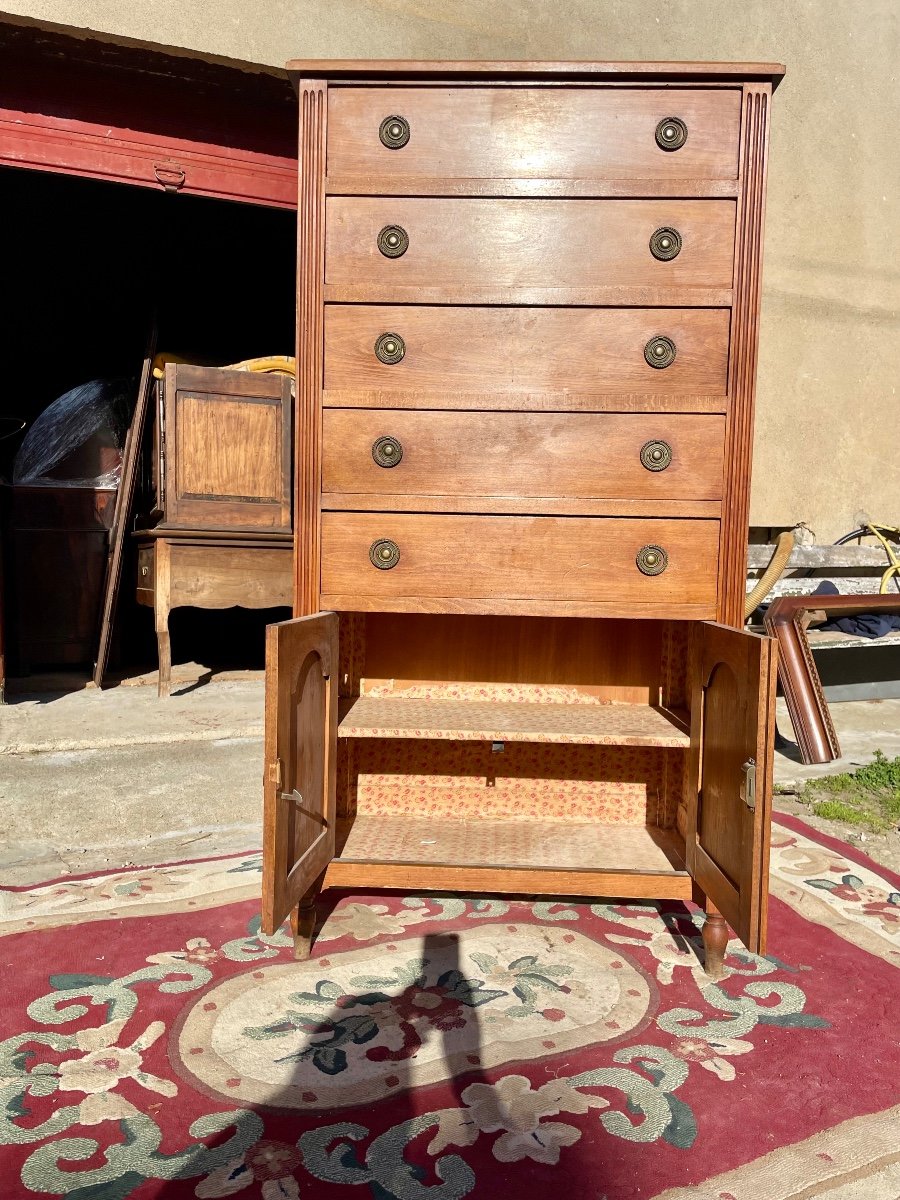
[261,612,338,934]
[161,363,293,533]
[687,623,778,953]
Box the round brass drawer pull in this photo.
[644,336,677,369]
[640,440,673,471]
[374,333,406,365]
[655,116,688,151]
[369,538,400,569]
[372,436,403,467]
[649,227,682,261]
[379,115,410,149]
[377,224,409,258]
[636,545,669,576]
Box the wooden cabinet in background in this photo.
[135,364,294,693]
[263,59,784,977]
[151,363,292,535]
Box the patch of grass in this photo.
[799,751,900,834]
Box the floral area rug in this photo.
[2,814,899,1200]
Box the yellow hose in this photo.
[744,530,796,618]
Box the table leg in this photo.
[155,541,172,699]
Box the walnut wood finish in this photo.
[159,365,292,534]
[686,623,776,953]
[288,60,785,83]
[324,859,695,903]
[325,198,736,298]
[763,594,900,765]
[719,85,772,626]
[261,612,338,936]
[135,536,292,698]
[324,307,730,399]
[322,411,726,502]
[321,513,719,612]
[275,61,781,969]
[294,79,327,617]
[326,88,742,188]
[326,391,728,414]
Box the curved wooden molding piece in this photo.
[763,593,900,764]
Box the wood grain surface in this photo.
[325,198,736,297]
[361,612,667,703]
[320,512,720,609]
[324,306,731,397]
[322,410,726,501]
[326,88,742,186]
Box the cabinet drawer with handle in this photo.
[323,306,730,401]
[322,410,725,503]
[326,87,741,193]
[320,512,720,616]
[325,198,736,301]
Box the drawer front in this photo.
[167,544,293,609]
[326,198,736,295]
[136,544,155,606]
[320,513,719,610]
[327,88,741,186]
[324,306,730,398]
[323,411,726,501]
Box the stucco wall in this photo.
[3,0,898,539]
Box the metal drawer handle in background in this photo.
[655,117,688,150]
[644,336,677,369]
[636,545,669,575]
[378,225,409,257]
[379,115,410,148]
[369,539,401,569]
[374,333,406,364]
[372,436,404,467]
[649,227,682,260]
[640,440,673,471]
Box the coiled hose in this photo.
[744,530,796,619]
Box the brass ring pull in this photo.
[374,333,406,365]
[369,538,400,569]
[649,227,682,261]
[379,115,410,149]
[640,440,673,471]
[636,545,669,576]
[644,336,677,369]
[655,117,688,151]
[378,225,409,258]
[372,436,403,467]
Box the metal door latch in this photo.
[741,759,757,811]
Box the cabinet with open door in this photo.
[260,58,784,977]
[261,612,776,977]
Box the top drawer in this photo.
[326,88,742,194]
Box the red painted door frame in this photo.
[0,22,298,207]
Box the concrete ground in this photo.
[2,677,899,886]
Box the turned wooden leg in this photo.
[702,906,729,979]
[290,881,322,961]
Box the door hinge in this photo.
[268,758,283,789]
[741,759,757,811]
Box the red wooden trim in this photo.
[0,107,297,207]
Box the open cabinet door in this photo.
[261,612,339,934]
[687,623,777,954]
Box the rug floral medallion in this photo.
[1,814,899,1199]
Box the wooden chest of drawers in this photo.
[262,60,785,978]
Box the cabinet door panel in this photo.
[261,611,338,934]
[687,623,777,952]
[163,364,292,533]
